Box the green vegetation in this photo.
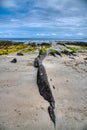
[65,45,78,52]
[81,46,87,49]
[21,42,51,53]
[21,46,36,53]
[49,49,59,53]
[0,40,86,55]
[0,40,28,55]
[28,42,37,47]
[64,44,87,53]
[61,49,69,54]
[39,45,51,52]
[49,49,62,56]
[56,41,87,46]
[0,40,51,55]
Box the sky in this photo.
[0,0,87,39]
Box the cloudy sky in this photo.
[0,0,87,39]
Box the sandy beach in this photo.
[0,52,87,130]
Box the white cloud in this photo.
[51,33,57,36]
[1,0,17,8]
[36,33,58,36]
[69,7,79,11]
[35,0,69,10]
[36,33,50,36]
[65,33,72,36]
[77,33,84,36]
[10,19,19,22]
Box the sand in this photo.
[0,52,87,130]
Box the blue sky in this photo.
[0,0,87,39]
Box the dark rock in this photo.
[17,52,23,56]
[11,58,17,63]
[66,80,69,82]
[55,51,62,57]
[49,52,56,57]
[84,57,87,60]
[71,52,77,56]
[64,50,77,56]
[50,79,52,81]
[53,85,55,89]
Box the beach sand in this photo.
[0,52,87,130]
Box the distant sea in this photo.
[0,38,87,42]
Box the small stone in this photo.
[36,113,38,116]
[66,80,69,82]
[53,86,55,89]
[50,79,52,81]
[19,113,21,115]
[41,106,44,110]
[17,52,23,56]
[17,125,20,127]
[11,58,17,63]
[84,57,87,60]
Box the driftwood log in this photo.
[37,64,55,108]
[34,50,56,127]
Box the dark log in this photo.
[37,64,55,108]
[48,106,56,127]
[34,57,42,68]
[34,50,56,127]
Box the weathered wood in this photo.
[48,106,56,127]
[34,50,56,127]
[34,51,46,67]
[34,57,42,68]
[37,64,55,108]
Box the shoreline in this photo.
[0,40,87,55]
[0,38,87,43]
